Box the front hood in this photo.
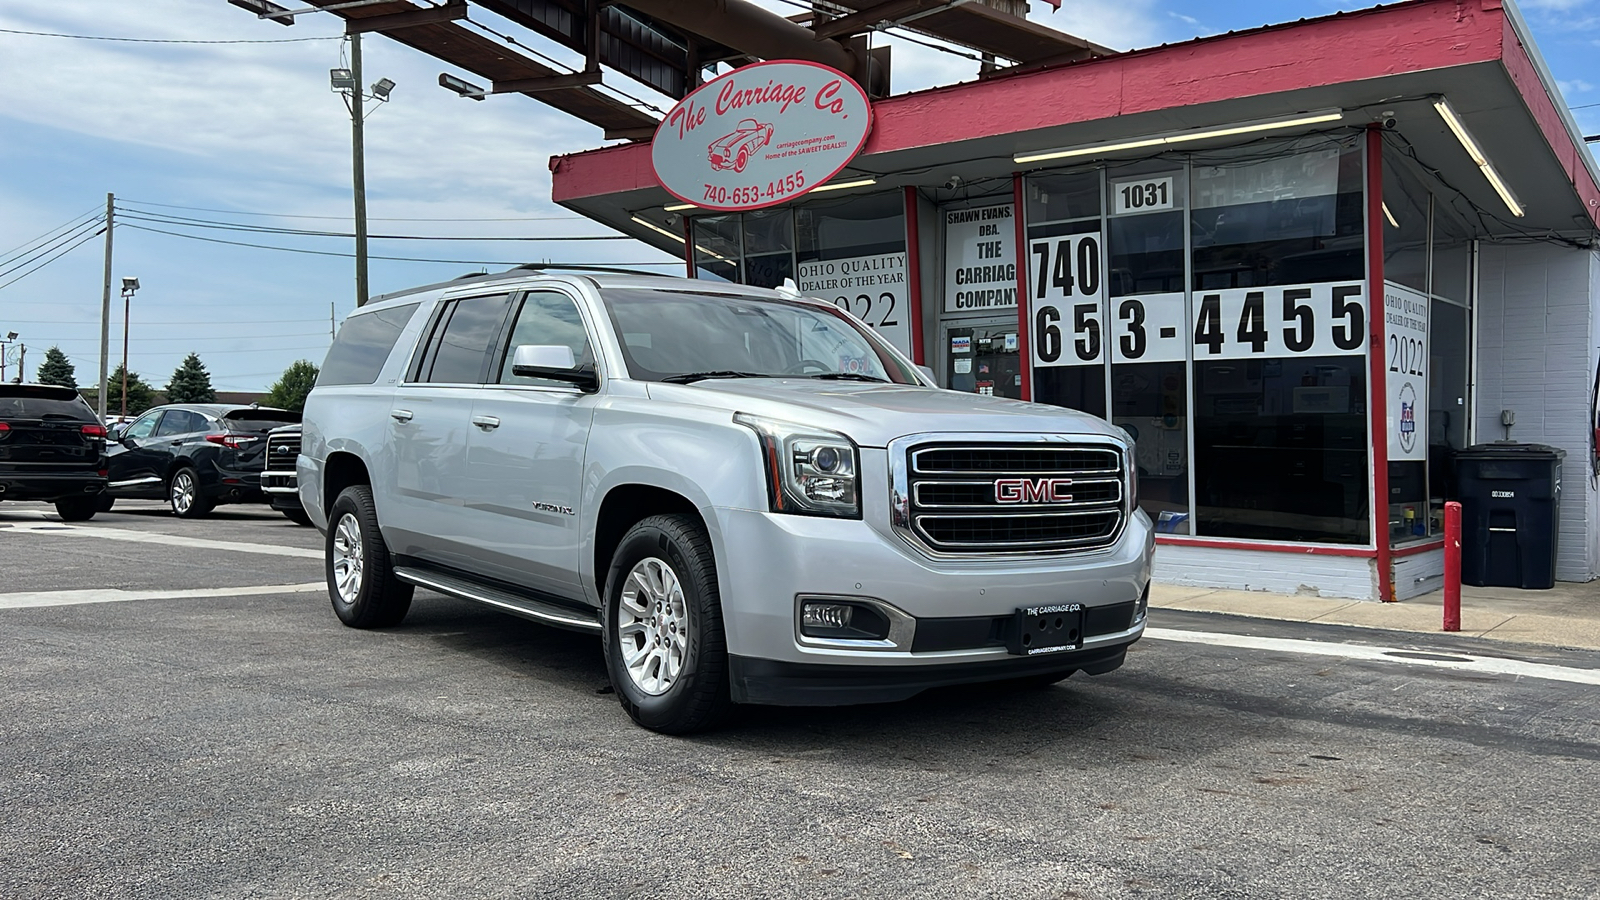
[643,379,1123,447]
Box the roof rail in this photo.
[510,263,675,278]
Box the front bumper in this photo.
[711,503,1153,703]
[0,471,106,502]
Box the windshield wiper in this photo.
[660,370,773,385]
[809,372,888,383]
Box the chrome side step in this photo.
[393,566,601,634]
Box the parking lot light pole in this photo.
[0,331,17,383]
[331,34,394,308]
[119,277,138,418]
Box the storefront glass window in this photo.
[741,208,794,289]
[1429,299,1470,509]
[1382,150,1431,294]
[1106,163,1190,532]
[692,215,741,282]
[1188,138,1370,544]
[1025,170,1106,417]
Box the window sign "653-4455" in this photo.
[1026,235,1367,367]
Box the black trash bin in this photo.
[1455,442,1566,589]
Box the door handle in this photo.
[471,415,501,430]
[390,409,413,423]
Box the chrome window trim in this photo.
[888,431,1134,560]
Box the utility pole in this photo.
[330,301,336,340]
[350,31,369,308]
[15,344,24,384]
[98,193,114,422]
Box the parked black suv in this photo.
[0,384,108,521]
[104,403,300,517]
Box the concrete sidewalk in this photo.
[1151,579,1600,652]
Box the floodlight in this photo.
[120,277,140,293]
[372,78,396,101]
[4,332,16,341]
[330,68,356,91]
[439,73,487,100]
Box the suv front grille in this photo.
[902,442,1126,554]
[262,433,300,491]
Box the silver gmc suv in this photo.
[298,268,1153,733]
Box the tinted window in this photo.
[499,292,595,387]
[224,410,301,433]
[318,302,420,386]
[0,386,96,421]
[416,294,514,384]
[155,410,202,436]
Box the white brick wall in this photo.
[1154,543,1377,599]
[1474,243,1600,582]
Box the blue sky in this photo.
[1,0,1596,393]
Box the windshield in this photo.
[601,289,919,384]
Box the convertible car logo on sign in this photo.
[995,478,1074,504]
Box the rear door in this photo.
[461,289,600,599]
[385,291,515,570]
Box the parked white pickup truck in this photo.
[298,268,1153,733]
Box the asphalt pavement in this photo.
[3,500,1598,899]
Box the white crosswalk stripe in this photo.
[3,520,321,558]
[0,582,325,610]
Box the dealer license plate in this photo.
[1006,603,1084,656]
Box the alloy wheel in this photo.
[617,557,689,696]
[331,512,365,605]
[170,471,195,515]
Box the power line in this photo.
[0,204,103,261]
[114,208,630,241]
[119,222,682,266]
[0,27,341,44]
[118,199,585,223]
[1,215,105,273]
[0,227,106,292]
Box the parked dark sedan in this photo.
[104,403,300,517]
[0,384,108,520]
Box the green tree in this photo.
[89,364,157,417]
[165,352,217,404]
[36,346,76,389]
[264,360,319,412]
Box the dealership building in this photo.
[535,0,1600,601]
[265,0,1600,602]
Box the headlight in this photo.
[735,413,860,519]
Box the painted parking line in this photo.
[0,582,325,610]
[1144,627,1600,687]
[4,521,321,559]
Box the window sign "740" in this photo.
[1028,234,1104,369]
[1191,282,1366,360]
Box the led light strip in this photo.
[1013,110,1346,164]
[662,177,878,212]
[629,215,729,261]
[1433,97,1524,217]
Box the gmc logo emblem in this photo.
[995,477,1074,504]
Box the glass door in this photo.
[945,318,1022,399]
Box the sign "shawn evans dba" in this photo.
[651,61,873,212]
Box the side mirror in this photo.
[511,344,599,393]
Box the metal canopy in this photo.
[296,0,659,136]
[246,0,1106,140]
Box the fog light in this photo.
[802,602,854,630]
[1133,584,1149,625]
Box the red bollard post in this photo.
[1443,501,1462,632]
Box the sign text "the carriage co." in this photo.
[651,60,873,213]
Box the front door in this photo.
[944,318,1023,399]
[461,290,599,601]
[107,409,167,496]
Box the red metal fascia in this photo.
[1366,126,1395,603]
[1155,535,1378,558]
[551,0,1506,203]
[1498,16,1600,229]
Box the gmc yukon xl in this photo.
[299,269,1153,733]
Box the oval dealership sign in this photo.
[651,60,873,212]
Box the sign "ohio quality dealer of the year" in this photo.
[944,203,1017,312]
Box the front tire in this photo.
[54,496,98,522]
[326,485,412,628]
[168,466,214,518]
[603,514,731,734]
